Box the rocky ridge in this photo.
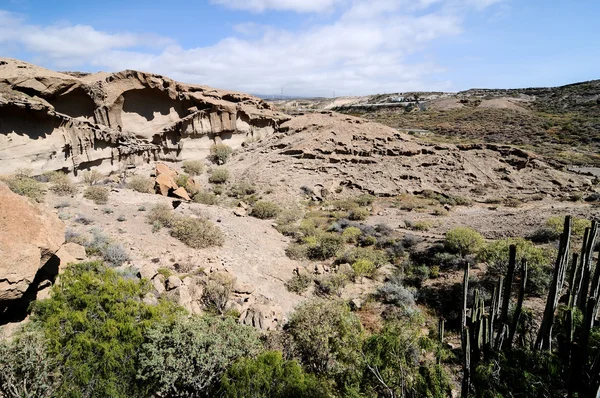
[0,58,289,176]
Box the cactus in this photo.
[495,245,517,350]
[461,326,471,398]
[536,215,572,351]
[567,253,580,308]
[507,259,527,349]
[462,261,470,344]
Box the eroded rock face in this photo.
[0,58,290,176]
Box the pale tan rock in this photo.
[166,275,182,290]
[172,187,191,201]
[155,173,178,196]
[152,275,166,295]
[0,182,65,302]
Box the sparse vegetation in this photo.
[193,190,219,205]
[250,201,281,219]
[127,175,154,194]
[147,203,175,228]
[210,143,233,164]
[170,216,225,248]
[285,274,312,294]
[445,226,484,256]
[209,167,230,184]
[1,174,46,202]
[48,172,77,196]
[182,160,204,176]
[84,185,109,204]
[81,169,103,185]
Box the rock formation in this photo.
[0,58,289,176]
[0,182,67,323]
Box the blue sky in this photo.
[1,0,598,96]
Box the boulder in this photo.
[155,173,178,196]
[152,275,166,295]
[240,304,281,331]
[172,187,191,201]
[0,182,65,302]
[165,275,182,290]
[54,243,86,267]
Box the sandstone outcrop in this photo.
[227,112,593,201]
[0,58,290,177]
[0,182,70,323]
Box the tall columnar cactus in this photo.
[507,259,527,350]
[567,253,580,308]
[461,327,471,398]
[536,215,572,351]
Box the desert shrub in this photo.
[546,216,590,237]
[175,173,190,189]
[285,243,308,260]
[209,167,230,184]
[210,143,233,164]
[182,160,204,176]
[445,227,484,256]
[147,203,175,228]
[103,244,130,266]
[352,259,376,280]
[300,185,314,196]
[138,316,261,397]
[285,274,313,294]
[202,272,234,314]
[337,247,388,268]
[342,226,362,243]
[354,194,375,207]
[304,232,343,260]
[375,276,416,311]
[84,185,109,204]
[404,263,431,288]
[251,201,281,219]
[85,227,108,255]
[192,190,218,205]
[48,172,77,196]
[221,351,331,398]
[213,185,225,195]
[103,207,114,214]
[361,316,451,397]
[2,174,46,202]
[0,326,62,398]
[479,238,554,295]
[529,227,561,243]
[314,274,349,297]
[229,182,257,198]
[128,175,154,194]
[286,299,363,389]
[65,229,88,246]
[81,169,102,186]
[348,207,370,221]
[74,214,94,225]
[30,262,180,398]
[411,221,432,231]
[170,217,225,249]
[276,208,303,225]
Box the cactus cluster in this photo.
[459,216,600,397]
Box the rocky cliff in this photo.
[0,58,289,176]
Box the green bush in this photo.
[193,191,218,205]
[82,169,102,186]
[411,221,432,231]
[352,259,376,280]
[138,315,261,397]
[251,201,281,219]
[147,203,175,228]
[175,173,190,188]
[209,167,230,184]
[304,232,343,260]
[84,185,109,204]
[479,237,554,295]
[314,274,349,297]
[546,216,591,237]
[361,316,451,397]
[128,175,154,194]
[348,207,370,221]
[0,326,62,398]
[342,226,362,243]
[445,227,484,256]
[354,194,375,207]
[31,262,181,398]
[182,160,204,176]
[170,217,225,248]
[285,274,313,294]
[337,247,388,268]
[1,175,45,202]
[210,144,233,164]
[221,351,331,398]
[228,182,257,198]
[48,172,77,196]
[285,243,308,260]
[202,272,234,314]
[286,299,363,388]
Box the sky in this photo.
[0,0,598,97]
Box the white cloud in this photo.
[211,0,346,13]
[0,0,504,96]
